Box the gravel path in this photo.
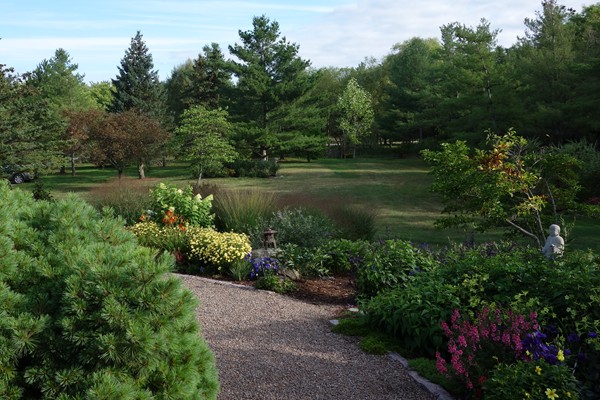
[177,274,437,400]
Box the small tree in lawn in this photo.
[337,78,374,158]
[175,105,237,188]
[88,110,169,179]
[421,130,580,247]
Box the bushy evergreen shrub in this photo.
[0,182,219,399]
[225,159,279,178]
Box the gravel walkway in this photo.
[177,274,437,400]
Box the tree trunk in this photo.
[70,153,76,176]
[195,167,203,190]
[137,160,145,179]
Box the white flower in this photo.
[169,206,175,212]
[177,189,183,194]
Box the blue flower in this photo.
[567,333,580,343]
[589,332,598,339]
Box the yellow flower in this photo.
[557,349,565,362]
[535,366,542,375]
[566,392,572,398]
[545,388,558,400]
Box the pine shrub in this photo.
[0,182,219,399]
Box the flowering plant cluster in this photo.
[249,257,279,280]
[436,307,538,396]
[483,359,580,400]
[187,227,251,272]
[129,221,251,272]
[521,326,599,399]
[144,182,214,228]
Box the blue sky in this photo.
[0,0,591,83]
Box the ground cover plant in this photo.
[0,181,219,399]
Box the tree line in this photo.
[1,1,598,184]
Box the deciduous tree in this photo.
[174,105,237,187]
[421,130,580,246]
[337,78,374,158]
[89,110,169,179]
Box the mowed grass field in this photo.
[20,157,600,250]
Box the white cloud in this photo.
[0,0,592,82]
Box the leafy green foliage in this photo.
[225,159,279,178]
[174,105,237,186]
[362,277,461,357]
[337,78,374,157]
[355,239,438,298]
[421,131,580,246]
[251,207,338,249]
[484,360,579,400]
[0,181,219,399]
[147,182,214,228]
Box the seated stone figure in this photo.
[542,224,565,258]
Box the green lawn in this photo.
[19,157,600,250]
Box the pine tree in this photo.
[111,31,171,177]
[0,181,219,399]
[228,15,311,159]
[111,31,166,118]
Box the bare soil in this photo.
[286,274,358,306]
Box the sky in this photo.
[0,0,592,83]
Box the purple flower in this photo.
[589,332,598,339]
[567,333,581,343]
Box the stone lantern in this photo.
[263,228,278,249]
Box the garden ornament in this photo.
[263,228,278,249]
[541,224,564,258]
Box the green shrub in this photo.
[0,182,219,399]
[226,159,279,178]
[227,256,252,281]
[362,276,460,357]
[484,360,579,400]
[277,243,330,277]
[212,189,277,235]
[356,239,438,299]
[330,205,378,241]
[315,239,371,275]
[251,207,338,249]
[146,182,214,228]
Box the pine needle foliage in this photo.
[0,182,218,399]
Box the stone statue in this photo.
[542,224,565,258]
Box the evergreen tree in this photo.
[378,37,441,146]
[0,182,219,399]
[514,0,578,142]
[111,31,170,177]
[0,62,64,175]
[165,59,195,123]
[228,15,311,159]
[189,43,232,110]
[111,31,166,119]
